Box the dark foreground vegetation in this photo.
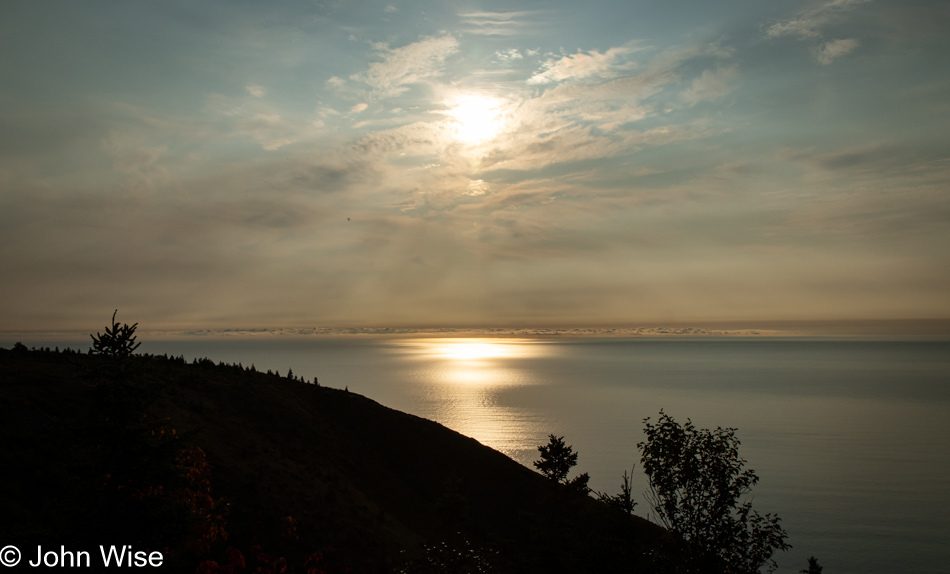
[1,317,798,573]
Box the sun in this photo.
[446,94,506,144]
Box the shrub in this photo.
[638,411,789,573]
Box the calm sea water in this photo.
[30,337,950,573]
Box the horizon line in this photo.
[4,318,950,343]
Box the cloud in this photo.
[765,0,871,40]
[350,35,459,99]
[474,120,717,173]
[779,141,950,188]
[206,93,305,150]
[8,2,950,333]
[245,115,297,150]
[784,178,950,239]
[764,1,868,65]
[540,69,674,104]
[101,131,171,192]
[0,151,389,330]
[528,44,641,84]
[682,65,738,106]
[459,11,534,36]
[781,142,893,171]
[351,120,455,158]
[348,80,681,175]
[467,179,490,196]
[814,38,860,64]
[494,48,524,63]
[343,41,724,178]
[384,4,397,13]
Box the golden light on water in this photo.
[427,338,524,362]
[396,338,548,460]
[400,338,546,385]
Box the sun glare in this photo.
[398,338,543,364]
[394,338,547,388]
[447,95,506,144]
[431,339,519,361]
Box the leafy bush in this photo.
[638,411,789,573]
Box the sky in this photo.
[1,0,949,333]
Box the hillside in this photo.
[0,346,664,573]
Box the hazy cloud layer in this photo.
[682,65,739,106]
[460,11,536,36]
[1,0,948,332]
[764,0,870,64]
[528,44,642,84]
[814,38,860,64]
[765,0,871,39]
[350,35,460,99]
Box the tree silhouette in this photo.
[800,556,823,574]
[534,434,590,492]
[90,310,141,357]
[639,411,789,573]
[598,464,637,515]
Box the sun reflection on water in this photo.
[394,338,549,461]
[423,338,537,362]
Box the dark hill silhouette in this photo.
[0,346,664,572]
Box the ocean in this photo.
[30,337,950,573]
